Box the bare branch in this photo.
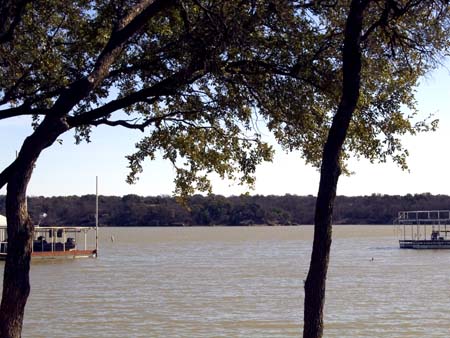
[90,110,200,131]
[90,118,151,131]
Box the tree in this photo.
[1,1,449,337]
[0,1,334,336]
[0,1,277,336]
[296,1,450,337]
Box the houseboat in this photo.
[0,224,98,260]
[0,177,100,260]
[396,210,450,249]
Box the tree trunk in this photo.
[302,1,366,337]
[0,117,69,338]
[0,166,34,338]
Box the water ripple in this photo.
[0,226,449,337]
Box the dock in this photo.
[396,210,450,249]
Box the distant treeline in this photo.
[1,193,450,226]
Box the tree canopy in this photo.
[1,1,450,337]
[2,1,446,195]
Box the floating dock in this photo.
[0,225,97,260]
[396,210,450,249]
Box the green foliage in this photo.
[126,119,273,198]
[261,1,450,171]
[1,0,449,196]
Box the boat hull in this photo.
[0,249,97,261]
[399,240,450,249]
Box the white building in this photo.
[0,214,6,226]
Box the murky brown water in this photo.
[1,225,450,337]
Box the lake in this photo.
[1,225,450,337]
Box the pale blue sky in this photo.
[1,63,449,198]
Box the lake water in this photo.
[1,225,450,337]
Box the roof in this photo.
[0,215,6,226]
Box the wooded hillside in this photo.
[1,193,448,226]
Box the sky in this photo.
[1,63,449,198]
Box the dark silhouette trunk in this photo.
[303,1,365,337]
[0,117,69,338]
[0,166,34,338]
[0,4,178,336]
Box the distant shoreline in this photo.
[2,193,445,227]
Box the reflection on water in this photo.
[1,225,450,337]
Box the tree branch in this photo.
[89,110,199,131]
[0,0,31,44]
[361,0,426,42]
[88,0,177,87]
[67,62,207,128]
[0,161,15,190]
[49,0,177,118]
[225,60,331,94]
[0,105,49,121]
[90,118,152,131]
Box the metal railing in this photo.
[397,210,450,225]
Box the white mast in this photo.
[95,176,99,257]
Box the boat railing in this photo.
[396,210,450,225]
[32,226,95,253]
[0,225,97,258]
[395,210,450,242]
[0,226,7,254]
